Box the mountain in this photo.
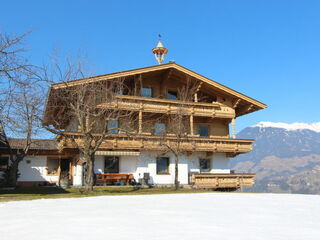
[232,121,320,194]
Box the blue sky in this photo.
[1,0,320,132]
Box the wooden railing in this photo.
[191,173,255,190]
[97,95,235,118]
[58,133,253,155]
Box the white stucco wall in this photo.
[90,151,230,185]
[210,153,230,174]
[18,156,59,182]
[14,151,230,185]
[94,155,104,174]
[73,164,83,186]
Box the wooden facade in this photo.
[42,63,266,189]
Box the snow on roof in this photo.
[253,121,320,132]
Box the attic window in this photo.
[167,90,178,100]
[141,88,152,98]
[117,88,128,95]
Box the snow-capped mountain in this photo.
[253,121,320,132]
[232,121,320,194]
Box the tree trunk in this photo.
[7,156,22,187]
[174,154,179,190]
[83,152,95,192]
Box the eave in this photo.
[43,63,267,124]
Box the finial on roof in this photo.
[152,34,168,64]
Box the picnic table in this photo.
[95,173,134,186]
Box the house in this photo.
[0,41,267,189]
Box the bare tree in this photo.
[0,31,33,112]
[159,78,198,190]
[0,31,44,187]
[42,59,136,191]
[1,73,45,186]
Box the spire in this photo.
[152,34,168,64]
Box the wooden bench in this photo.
[95,173,134,186]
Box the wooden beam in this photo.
[195,82,203,93]
[190,114,194,135]
[160,69,173,96]
[231,118,236,139]
[233,99,241,109]
[237,104,254,116]
[138,110,142,134]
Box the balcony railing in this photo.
[191,173,255,189]
[58,132,253,155]
[97,95,235,118]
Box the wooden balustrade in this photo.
[97,95,235,118]
[191,173,255,190]
[58,133,253,155]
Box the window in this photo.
[47,158,59,175]
[0,157,9,170]
[167,90,178,100]
[156,157,169,174]
[199,159,210,172]
[198,125,209,137]
[198,93,217,103]
[141,87,152,98]
[115,86,128,95]
[154,122,166,136]
[107,119,119,134]
[104,156,119,173]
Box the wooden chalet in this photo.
[1,40,266,190]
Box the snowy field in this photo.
[1,193,320,240]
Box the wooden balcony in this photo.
[97,95,235,118]
[191,173,255,190]
[58,133,253,155]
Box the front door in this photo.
[60,158,72,185]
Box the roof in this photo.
[0,138,57,151]
[50,62,267,109]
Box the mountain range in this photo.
[231,122,320,194]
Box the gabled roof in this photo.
[51,62,267,110]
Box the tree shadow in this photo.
[0,186,69,195]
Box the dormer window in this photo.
[141,87,153,98]
[167,90,178,100]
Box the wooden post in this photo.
[190,114,194,136]
[139,110,142,134]
[231,118,236,139]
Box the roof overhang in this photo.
[43,63,267,124]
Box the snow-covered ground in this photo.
[1,193,320,240]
